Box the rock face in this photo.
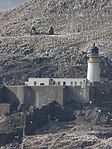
[84,108,112,125]
[21,122,112,149]
[0,0,112,37]
[0,0,111,84]
[0,100,112,147]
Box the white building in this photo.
[25,78,87,88]
[25,78,50,86]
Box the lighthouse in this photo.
[87,43,100,83]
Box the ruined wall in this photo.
[2,85,64,107]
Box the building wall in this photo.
[2,85,64,107]
[0,82,112,108]
[2,86,25,105]
[25,78,87,88]
[0,84,91,107]
[25,78,50,86]
[51,78,86,87]
[30,86,64,107]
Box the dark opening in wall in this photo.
[40,83,45,86]
[58,81,60,85]
[80,82,82,85]
[34,81,37,86]
[53,81,56,85]
[71,82,73,85]
[75,82,77,85]
[63,82,66,86]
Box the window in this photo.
[71,82,73,86]
[53,81,55,85]
[58,81,60,85]
[74,82,77,85]
[83,80,85,83]
[63,82,66,86]
[34,81,37,85]
[80,82,82,85]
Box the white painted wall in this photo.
[25,78,50,86]
[87,63,100,82]
[52,78,86,87]
[25,78,87,88]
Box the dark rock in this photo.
[49,26,54,35]
[96,132,112,139]
[48,101,76,121]
[81,140,96,148]
[83,108,112,125]
[84,109,100,124]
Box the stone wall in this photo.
[0,84,98,107]
[2,86,24,105]
[1,85,64,107]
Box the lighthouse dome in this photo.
[87,43,99,57]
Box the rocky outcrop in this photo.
[84,108,112,125]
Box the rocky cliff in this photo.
[0,0,112,84]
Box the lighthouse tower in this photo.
[87,43,100,83]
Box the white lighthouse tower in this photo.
[87,43,100,83]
